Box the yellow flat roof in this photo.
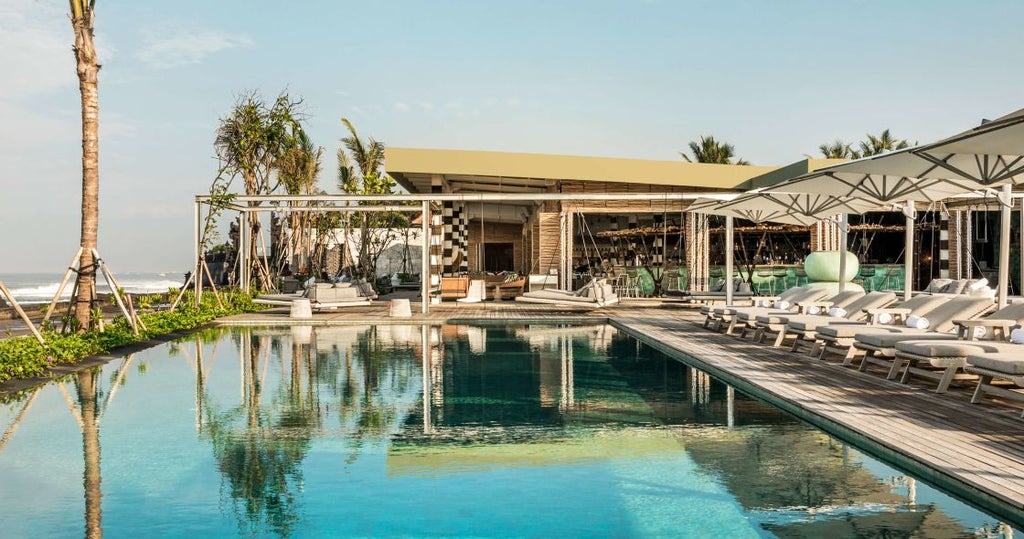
[385,147,780,193]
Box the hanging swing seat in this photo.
[515,278,619,308]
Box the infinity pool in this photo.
[0,324,1017,537]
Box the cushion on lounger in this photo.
[805,305,821,315]
[895,340,1005,358]
[828,307,847,318]
[875,312,893,325]
[924,279,952,293]
[967,352,1024,375]
[816,324,882,339]
[1011,328,1024,344]
[774,300,791,310]
[756,313,793,325]
[939,280,968,294]
[855,328,933,347]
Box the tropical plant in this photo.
[857,129,912,157]
[0,290,263,384]
[814,130,914,159]
[274,127,327,275]
[681,135,750,165]
[214,92,306,289]
[817,139,857,159]
[336,118,410,281]
[69,0,101,331]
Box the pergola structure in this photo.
[193,192,738,314]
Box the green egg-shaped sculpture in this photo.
[803,251,859,282]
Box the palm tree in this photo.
[69,0,100,330]
[681,135,750,165]
[337,118,404,279]
[857,129,911,157]
[275,127,323,272]
[817,139,857,159]
[215,92,303,289]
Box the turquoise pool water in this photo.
[0,324,1018,538]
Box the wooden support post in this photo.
[0,279,47,346]
[92,249,138,336]
[42,247,84,326]
[170,267,197,312]
[200,259,224,310]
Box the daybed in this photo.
[254,282,373,311]
[514,279,618,308]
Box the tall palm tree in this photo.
[858,129,911,157]
[681,135,750,165]
[337,118,402,279]
[69,0,100,330]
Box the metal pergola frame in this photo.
[192,192,727,313]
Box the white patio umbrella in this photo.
[689,191,882,301]
[912,108,1024,306]
[771,148,989,301]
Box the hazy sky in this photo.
[2,0,1023,273]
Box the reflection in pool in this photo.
[0,324,1017,537]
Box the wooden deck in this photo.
[218,297,1024,525]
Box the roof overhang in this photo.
[735,158,847,190]
[385,147,779,194]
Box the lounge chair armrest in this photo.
[954,319,1018,341]
[864,307,912,315]
[953,318,1015,327]
[794,301,834,314]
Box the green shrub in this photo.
[0,289,263,384]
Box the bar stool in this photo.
[755,268,774,294]
[793,267,809,286]
[771,266,788,292]
[882,267,903,291]
[858,266,876,291]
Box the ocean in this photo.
[0,271,188,305]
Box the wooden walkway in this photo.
[218,299,1024,525]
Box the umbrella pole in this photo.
[904,200,914,301]
[998,184,1012,308]
[725,216,734,305]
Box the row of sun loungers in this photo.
[698,281,1024,417]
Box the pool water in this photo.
[0,324,1018,538]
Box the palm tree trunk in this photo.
[71,4,100,331]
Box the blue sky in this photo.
[2,0,1023,272]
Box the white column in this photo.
[725,216,734,305]
[998,184,1012,308]
[904,201,914,301]
[837,213,848,292]
[421,201,430,314]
